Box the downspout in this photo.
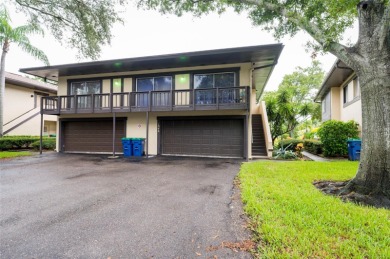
[109,112,118,158]
[39,96,43,154]
[146,111,149,158]
[252,62,278,101]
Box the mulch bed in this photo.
[314,180,390,209]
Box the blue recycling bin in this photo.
[121,138,132,157]
[347,139,361,161]
[131,138,145,157]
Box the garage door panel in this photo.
[161,118,244,157]
[62,120,125,153]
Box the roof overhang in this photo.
[20,44,283,94]
[5,72,57,94]
[314,59,354,102]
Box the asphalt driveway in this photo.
[0,153,251,258]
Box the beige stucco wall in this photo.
[330,87,341,120]
[7,114,56,136]
[338,76,362,131]
[340,99,362,130]
[4,83,57,136]
[4,83,35,123]
[321,74,362,135]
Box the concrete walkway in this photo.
[302,151,330,162]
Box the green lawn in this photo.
[0,151,32,159]
[239,161,390,258]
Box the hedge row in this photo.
[0,136,55,150]
[303,139,323,155]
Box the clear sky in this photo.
[4,5,357,91]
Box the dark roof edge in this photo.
[314,59,353,102]
[19,43,284,73]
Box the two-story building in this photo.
[314,59,362,134]
[3,72,57,136]
[20,44,283,159]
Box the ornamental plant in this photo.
[317,120,359,157]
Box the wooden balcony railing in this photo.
[41,86,250,115]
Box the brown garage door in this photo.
[161,118,244,157]
[62,119,125,153]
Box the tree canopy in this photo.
[263,61,324,143]
[8,0,126,59]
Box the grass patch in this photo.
[0,151,32,159]
[239,161,390,258]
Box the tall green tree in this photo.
[263,61,324,144]
[0,7,49,137]
[9,0,126,60]
[136,0,390,199]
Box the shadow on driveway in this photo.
[0,153,252,258]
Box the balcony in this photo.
[41,86,250,115]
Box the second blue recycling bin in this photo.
[347,139,361,161]
[132,138,145,157]
[121,138,132,157]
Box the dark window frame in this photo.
[343,85,348,104]
[135,75,174,92]
[190,68,240,89]
[193,72,237,89]
[67,79,103,95]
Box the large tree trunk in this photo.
[342,1,390,199]
[349,72,390,198]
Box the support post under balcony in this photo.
[39,97,43,155]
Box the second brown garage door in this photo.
[160,118,244,157]
[61,119,126,153]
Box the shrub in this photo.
[0,136,40,150]
[317,120,359,157]
[303,139,323,155]
[273,143,298,160]
[31,139,56,150]
[275,139,303,151]
[0,136,55,150]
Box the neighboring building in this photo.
[314,60,362,134]
[20,44,283,158]
[3,72,57,136]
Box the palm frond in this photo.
[17,41,49,65]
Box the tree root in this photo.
[313,180,390,210]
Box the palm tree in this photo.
[0,7,49,137]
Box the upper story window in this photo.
[343,77,359,106]
[136,76,172,92]
[70,80,101,95]
[343,85,348,104]
[322,92,330,114]
[136,76,173,107]
[194,72,236,89]
[353,77,360,98]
